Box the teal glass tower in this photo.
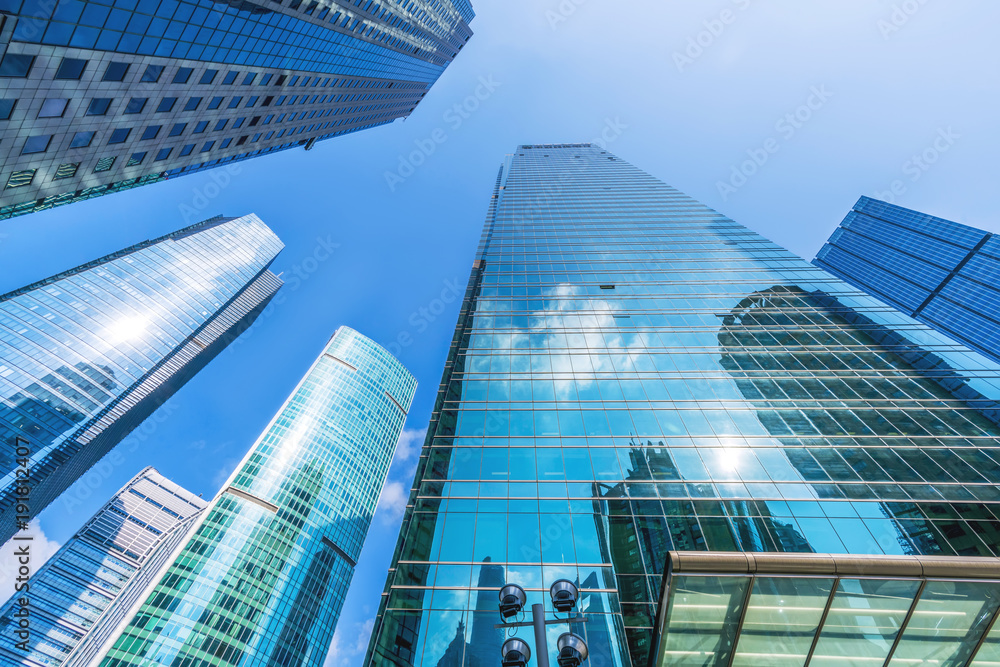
[365,145,1000,667]
[0,467,207,667]
[0,214,282,545]
[98,326,416,667]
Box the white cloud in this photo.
[0,520,61,603]
[375,480,409,525]
[393,427,427,463]
[324,618,375,667]
[374,427,427,526]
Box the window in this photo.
[220,137,233,149]
[242,73,256,85]
[22,135,52,154]
[94,156,116,172]
[124,97,147,114]
[0,99,15,120]
[55,58,87,80]
[214,119,228,131]
[69,131,95,148]
[173,67,193,84]
[289,75,300,86]
[87,98,112,115]
[140,65,164,83]
[222,70,239,85]
[103,62,129,81]
[141,126,161,140]
[53,163,79,180]
[208,96,224,110]
[154,147,172,161]
[108,128,131,144]
[262,96,274,107]
[246,96,259,107]
[275,74,286,86]
[233,117,246,128]
[184,97,202,111]
[126,152,146,166]
[236,135,248,146]
[260,74,273,85]
[0,53,34,77]
[179,144,195,156]
[200,141,214,152]
[199,69,218,84]
[6,169,35,188]
[228,96,243,109]
[193,120,208,133]
[38,98,68,118]
[156,97,177,112]
[248,116,260,127]
[168,123,186,137]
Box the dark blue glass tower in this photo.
[815,196,1000,364]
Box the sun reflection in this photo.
[108,315,150,343]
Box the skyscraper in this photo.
[0,213,283,543]
[97,326,416,667]
[815,196,1000,364]
[0,0,475,220]
[365,145,1000,667]
[0,466,207,667]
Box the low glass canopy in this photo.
[651,552,1000,667]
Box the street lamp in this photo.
[495,581,589,667]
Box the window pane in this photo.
[55,58,87,80]
[0,53,34,77]
[69,131,95,148]
[38,98,68,118]
[22,135,52,154]
[103,62,129,81]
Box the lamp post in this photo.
[496,580,589,667]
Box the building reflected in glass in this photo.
[365,144,1000,667]
[98,326,416,667]
[0,467,207,667]
[0,214,282,544]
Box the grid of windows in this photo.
[0,469,206,667]
[0,0,474,220]
[365,145,1000,667]
[816,196,1000,366]
[0,215,283,545]
[100,327,416,667]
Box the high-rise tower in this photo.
[365,145,1000,667]
[0,213,283,543]
[815,196,1000,365]
[98,326,416,667]
[0,467,207,667]
[0,0,475,220]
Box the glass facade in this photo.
[365,144,1000,667]
[0,214,283,544]
[98,326,416,667]
[0,0,474,219]
[0,466,207,667]
[815,196,1000,365]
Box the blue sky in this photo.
[1,1,999,664]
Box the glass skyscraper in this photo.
[365,145,1000,667]
[0,466,207,667]
[815,196,1000,365]
[0,213,283,544]
[0,0,474,220]
[98,326,416,667]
